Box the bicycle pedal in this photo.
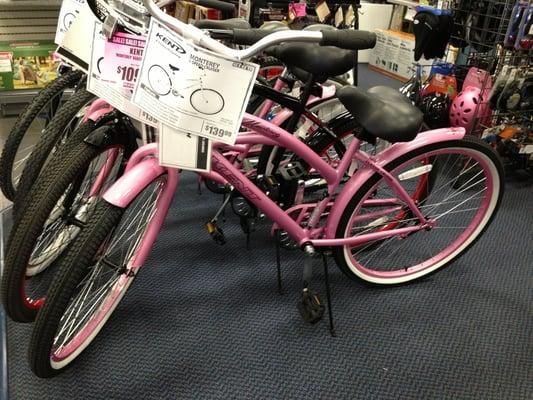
[298,290,324,324]
[206,222,226,245]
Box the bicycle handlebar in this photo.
[141,0,374,59]
[190,0,235,13]
[320,30,376,50]
[230,28,376,50]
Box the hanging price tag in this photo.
[102,32,145,91]
[87,22,158,127]
[56,2,97,72]
[55,0,86,46]
[132,19,259,145]
[159,124,212,172]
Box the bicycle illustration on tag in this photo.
[62,10,79,32]
[147,63,225,115]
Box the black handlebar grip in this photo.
[319,30,377,50]
[231,29,273,45]
[195,0,235,13]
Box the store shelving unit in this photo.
[0,1,61,113]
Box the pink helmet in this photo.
[449,86,491,132]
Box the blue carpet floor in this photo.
[3,66,532,399]
[5,170,533,400]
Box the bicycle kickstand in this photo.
[274,230,284,295]
[321,251,337,337]
[197,176,202,195]
[221,192,227,223]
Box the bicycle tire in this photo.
[332,135,504,285]
[2,123,128,323]
[29,199,125,377]
[0,69,84,201]
[29,175,167,377]
[13,89,95,212]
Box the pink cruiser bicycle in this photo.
[1,38,359,324]
[28,0,504,377]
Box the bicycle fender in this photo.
[84,119,139,158]
[102,157,166,208]
[83,125,116,148]
[325,127,466,238]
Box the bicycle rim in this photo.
[341,145,501,284]
[50,175,167,369]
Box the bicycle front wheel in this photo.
[333,135,504,285]
[29,175,168,377]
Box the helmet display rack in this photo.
[449,0,532,138]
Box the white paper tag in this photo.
[159,124,212,172]
[315,1,331,22]
[239,0,250,21]
[334,6,344,27]
[132,19,259,145]
[404,8,416,22]
[345,5,355,26]
[55,0,86,46]
[87,22,158,127]
[56,2,97,72]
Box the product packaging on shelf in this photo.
[0,42,57,91]
[369,29,419,82]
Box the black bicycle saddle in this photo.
[265,44,356,83]
[193,18,251,30]
[337,86,423,142]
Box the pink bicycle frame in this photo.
[102,111,466,270]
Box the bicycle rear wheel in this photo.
[333,135,504,284]
[29,176,168,377]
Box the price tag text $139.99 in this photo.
[204,123,232,139]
